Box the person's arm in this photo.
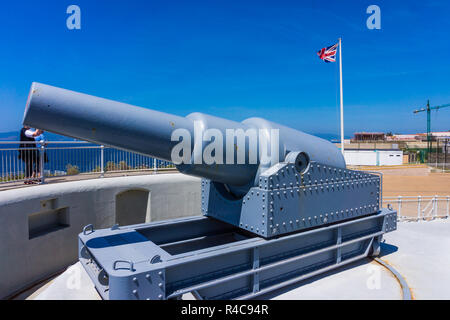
[25,129,40,138]
[24,129,35,138]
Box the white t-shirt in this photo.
[25,129,36,138]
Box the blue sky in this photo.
[0,0,449,137]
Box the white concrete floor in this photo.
[27,219,450,300]
[382,219,450,299]
[257,258,402,300]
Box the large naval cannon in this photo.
[23,82,397,300]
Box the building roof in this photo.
[354,132,385,135]
[344,149,402,151]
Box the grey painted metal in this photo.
[22,82,398,299]
[23,82,344,188]
[23,83,193,163]
[78,209,397,300]
[203,158,381,238]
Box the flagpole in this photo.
[338,37,345,155]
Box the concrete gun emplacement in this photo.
[23,82,397,300]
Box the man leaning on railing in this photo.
[18,126,41,184]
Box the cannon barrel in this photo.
[23,82,345,189]
[23,82,194,162]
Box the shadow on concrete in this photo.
[252,258,372,300]
[379,242,398,258]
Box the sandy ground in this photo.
[374,167,449,197]
[354,165,450,197]
[357,165,450,219]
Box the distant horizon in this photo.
[1,128,448,143]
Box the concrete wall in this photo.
[344,150,403,166]
[0,173,201,299]
[378,150,403,166]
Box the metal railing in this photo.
[426,162,450,172]
[0,141,175,185]
[383,195,450,221]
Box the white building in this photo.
[344,149,403,166]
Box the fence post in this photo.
[100,145,105,178]
[433,195,438,219]
[435,140,438,168]
[418,195,421,220]
[397,196,402,218]
[153,158,157,174]
[39,142,45,184]
[447,196,449,218]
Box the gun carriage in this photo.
[23,82,396,300]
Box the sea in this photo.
[0,131,338,178]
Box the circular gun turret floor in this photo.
[23,219,450,300]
